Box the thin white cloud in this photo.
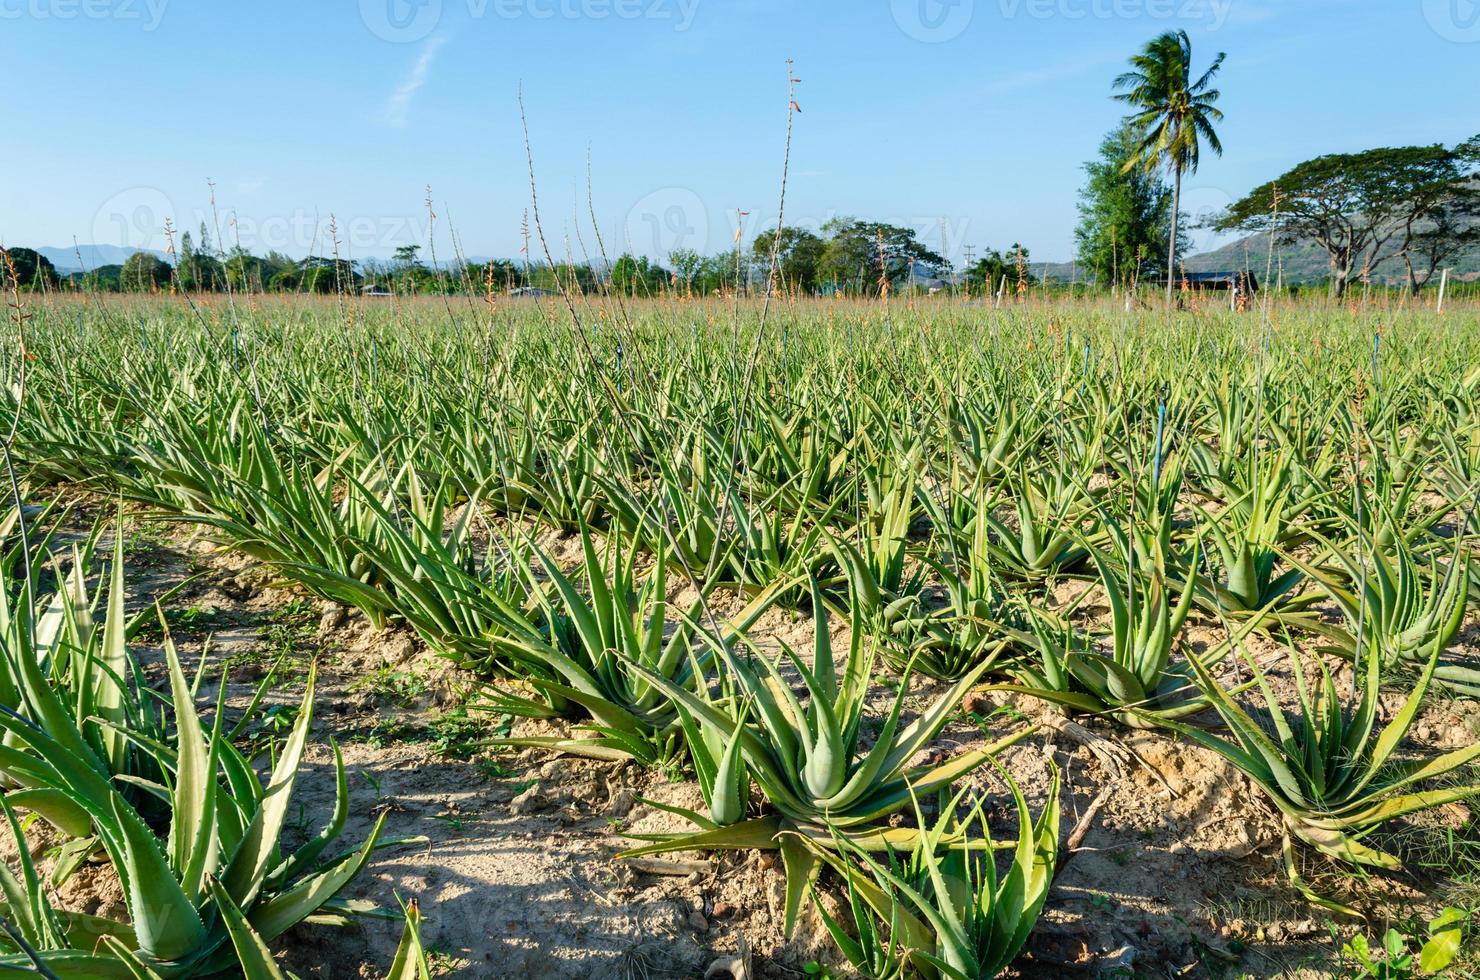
[383,36,447,128]
[977,53,1118,98]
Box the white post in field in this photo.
[1437,268,1450,314]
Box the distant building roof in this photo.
[1172,271,1259,290]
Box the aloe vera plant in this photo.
[743,403,856,515]
[0,528,188,849]
[521,424,609,531]
[482,523,771,765]
[854,445,925,597]
[601,425,738,583]
[0,500,62,588]
[840,506,1019,682]
[0,794,142,978]
[726,480,841,602]
[142,432,404,629]
[806,764,1061,979]
[828,535,927,658]
[947,389,1044,481]
[620,579,1027,933]
[969,460,1097,584]
[1170,641,1480,915]
[1193,446,1324,627]
[0,819,434,980]
[671,698,752,828]
[349,473,534,671]
[990,536,1214,729]
[0,639,413,975]
[1288,497,1477,696]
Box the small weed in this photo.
[134,603,225,640]
[357,718,422,750]
[1334,909,1468,980]
[475,757,519,780]
[352,666,429,706]
[287,803,312,838]
[236,701,302,758]
[347,710,481,757]
[432,812,466,833]
[426,710,482,757]
[426,948,467,976]
[360,770,384,799]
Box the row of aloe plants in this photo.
[0,507,433,977]
[4,301,1479,973]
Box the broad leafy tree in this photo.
[297,256,360,294]
[176,231,225,291]
[1393,137,1480,294]
[609,254,668,295]
[816,218,946,295]
[667,248,703,294]
[1075,124,1180,289]
[76,264,123,291]
[750,227,825,294]
[120,251,173,291]
[1,247,59,290]
[964,245,1034,294]
[464,258,525,293]
[1217,137,1480,296]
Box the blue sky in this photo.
[2,0,1477,266]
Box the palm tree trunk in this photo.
[1166,166,1181,308]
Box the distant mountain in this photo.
[1037,234,1480,285]
[37,244,168,273]
[35,246,523,275]
[1179,235,1319,279]
[29,239,1480,286]
[1182,234,1480,285]
[1033,259,1080,283]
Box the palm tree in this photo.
[1114,30,1225,307]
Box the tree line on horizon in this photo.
[4,32,1477,302]
[1,217,1018,300]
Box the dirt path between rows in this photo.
[43,504,1478,979]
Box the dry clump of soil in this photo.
[13,506,1479,979]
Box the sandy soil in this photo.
[20,502,1479,980]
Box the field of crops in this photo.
[1,291,1478,978]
